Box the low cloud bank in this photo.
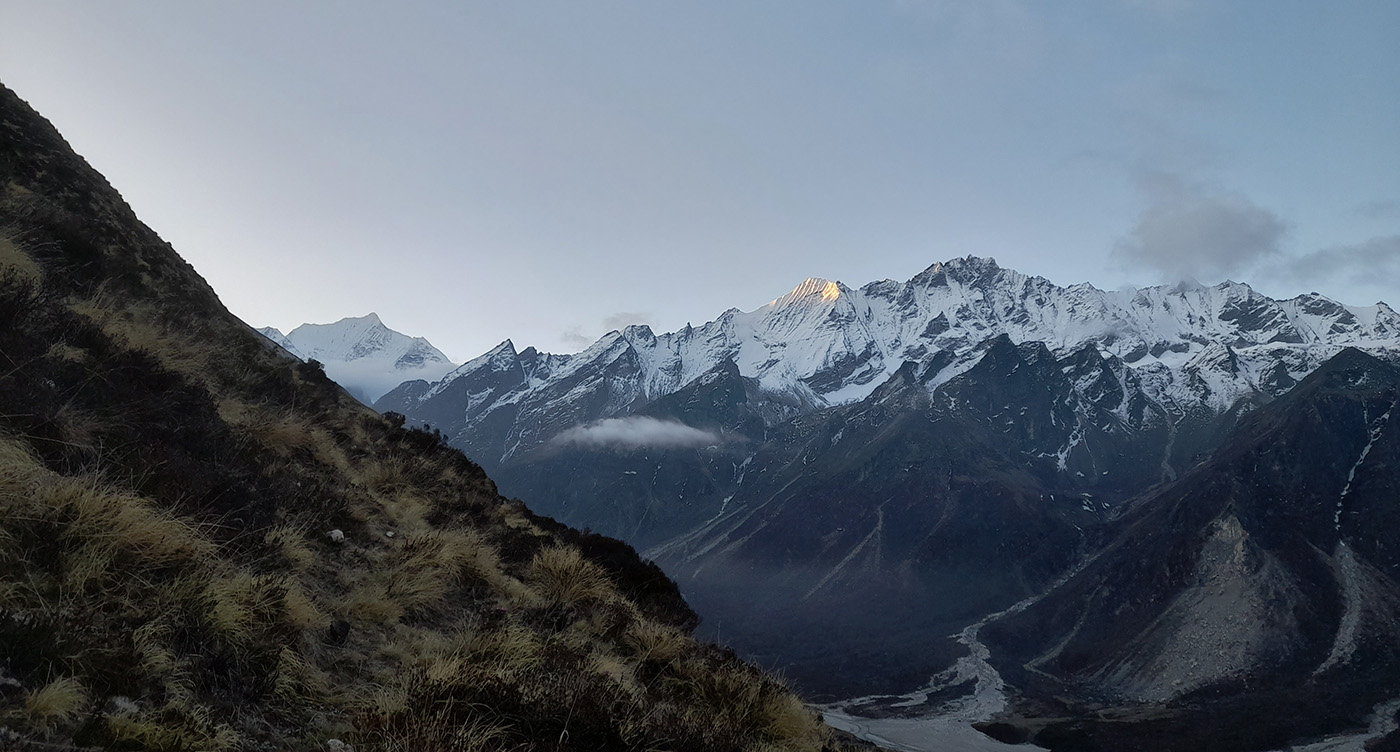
[553,417,721,450]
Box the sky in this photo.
[2,1,1398,362]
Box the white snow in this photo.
[257,313,457,403]
[407,256,1400,463]
[1334,399,1395,530]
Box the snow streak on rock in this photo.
[1334,399,1395,531]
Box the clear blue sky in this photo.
[3,1,1397,360]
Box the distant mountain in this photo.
[259,313,455,403]
[378,257,1400,708]
[381,257,1398,472]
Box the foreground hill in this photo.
[0,82,836,751]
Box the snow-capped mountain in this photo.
[377,256,1400,741]
[256,326,305,360]
[380,256,1399,470]
[259,313,456,404]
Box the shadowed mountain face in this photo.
[378,252,1400,705]
[979,348,1400,751]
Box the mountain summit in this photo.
[260,313,455,403]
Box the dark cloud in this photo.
[561,312,652,351]
[559,327,592,348]
[552,417,721,450]
[1285,235,1400,289]
[601,311,652,331]
[1114,172,1286,282]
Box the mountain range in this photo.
[376,257,1400,748]
[380,256,1397,474]
[258,313,455,403]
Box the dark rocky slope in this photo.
[0,82,840,751]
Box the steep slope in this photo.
[980,348,1400,751]
[0,82,837,751]
[260,314,456,404]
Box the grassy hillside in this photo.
[0,82,841,751]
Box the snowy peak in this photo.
[282,313,451,367]
[389,256,1399,466]
[769,277,846,308]
[257,314,457,404]
[256,326,305,360]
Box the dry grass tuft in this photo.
[379,491,431,532]
[0,229,42,281]
[257,413,320,455]
[202,573,301,645]
[40,476,214,568]
[623,619,691,663]
[527,545,616,607]
[264,524,318,572]
[23,676,88,733]
[359,455,423,496]
[274,647,334,705]
[0,441,215,595]
[70,294,213,379]
[383,532,464,612]
[588,651,639,693]
[345,582,405,624]
[761,691,828,748]
[453,528,505,586]
[46,341,87,363]
[281,577,330,630]
[106,704,241,752]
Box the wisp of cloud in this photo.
[1114,172,1286,282]
[553,417,721,450]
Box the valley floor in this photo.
[821,711,1046,752]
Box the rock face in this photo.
[981,349,1400,750]
[259,313,455,403]
[378,258,1399,699]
